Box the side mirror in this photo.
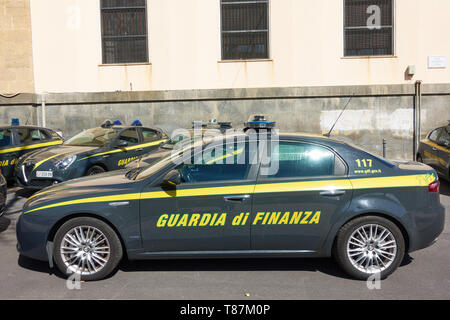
[116,140,128,148]
[161,170,181,187]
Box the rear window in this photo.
[266,142,335,178]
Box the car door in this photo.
[109,128,142,170]
[435,127,450,176]
[139,140,257,252]
[0,128,17,178]
[423,128,443,170]
[251,140,352,252]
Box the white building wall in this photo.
[30,0,450,93]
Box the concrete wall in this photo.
[0,0,34,94]
[1,84,449,161]
[28,0,450,94]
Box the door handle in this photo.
[432,147,438,151]
[320,190,346,197]
[136,148,143,152]
[223,195,251,202]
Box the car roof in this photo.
[106,125,161,131]
[0,125,54,130]
[199,130,347,147]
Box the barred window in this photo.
[101,0,148,64]
[344,0,394,56]
[221,0,269,60]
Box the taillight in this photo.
[428,181,440,193]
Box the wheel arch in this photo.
[85,163,108,175]
[330,211,410,255]
[46,212,128,259]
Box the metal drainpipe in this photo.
[414,80,422,161]
[41,93,46,128]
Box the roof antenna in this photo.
[324,94,354,138]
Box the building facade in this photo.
[1,0,450,159]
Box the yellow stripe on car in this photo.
[24,174,437,214]
[80,139,168,160]
[0,140,62,154]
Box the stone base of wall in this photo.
[1,84,449,160]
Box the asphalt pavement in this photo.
[0,182,449,300]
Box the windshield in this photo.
[133,138,208,180]
[161,133,190,150]
[160,129,229,150]
[64,128,118,147]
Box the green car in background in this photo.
[417,121,450,181]
[15,121,168,189]
[0,120,63,180]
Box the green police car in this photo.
[417,121,450,181]
[15,120,168,189]
[0,120,63,180]
[16,118,445,281]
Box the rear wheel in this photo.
[334,216,405,280]
[53,217,123,281]
[86,165,105,176]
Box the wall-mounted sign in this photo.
[428,56,447,69]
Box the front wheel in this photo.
[53,217,123,281]
[86,165,106,176]
[334,216,405,280]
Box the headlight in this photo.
[55,155,77,169]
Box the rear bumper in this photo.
[408,204,446,253]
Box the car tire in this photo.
[334,216,405,280]
[417,154,423,163]
[86,165,106,176]
[53,217,123,281]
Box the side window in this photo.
[141,129,160,143]
[38,129,52,141]
[429,128,442,142]
[266,142,335,178]
[0,129,13,148]
[177,142,250,183]
[18,128,50,144]
[117,129,139,146]
[437,128,450,146]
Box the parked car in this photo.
[0,171,6,217]
[417,121,450,181]
[0,120,63,180]
[17,117,444,281]
[15,121,168,189]
[125,120,235,170]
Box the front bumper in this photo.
[15,162,83,190]
[16,213,51,261]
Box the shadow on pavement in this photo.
[440,180,450,197]
[18,255,64,279]
[120,257,357,280]
[18,254,416,281]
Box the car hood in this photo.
[19,145,99,165]
[24,170,138,211]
